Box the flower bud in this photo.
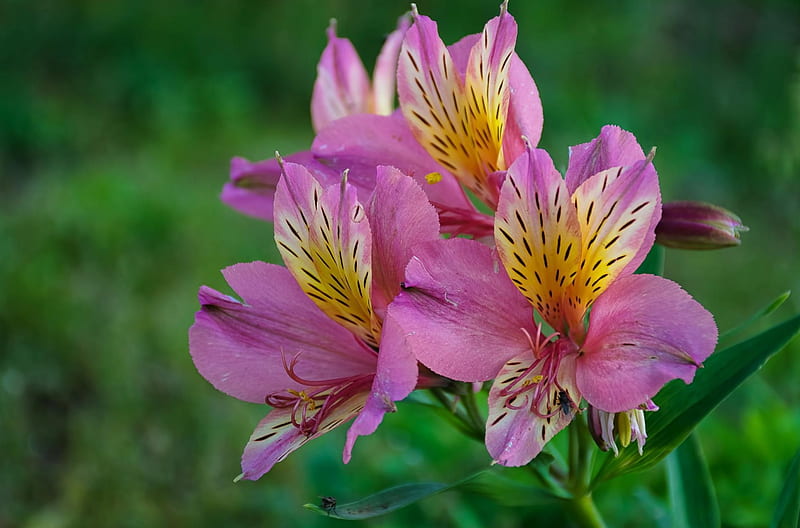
[587,401,658,456]
[656,201,748,250]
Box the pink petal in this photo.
[274,161,381,345]
[486,351,580,466]
[239,408,311,480]
[495,146,581,332]
[312,113,473,213]
[577,274,718,413]
[567,158,661,326]
[564,125,647,195]
[367,166,440,314]
[501,55,544,163]
[463,4,517,191]
[449,34,543,166]
[223,153,338,221]
[241,389,368,479]
[372,15,411,116]
[343,311,418,462]
[189,262,374,404]
[390,238,536,382]
[398,11,498,205]
[311,22,371,133]
[447,33,479,76]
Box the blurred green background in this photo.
[1,0,799,526]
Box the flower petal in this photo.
[372,15,411,116]
[566,158,661,330]
[462,4,517,193]
[311,21,371,133]
[343,311,418,462]
[564,125,647,195]
[495,146,581,332]
[398,11,494,203]
[274,163,380,346]
[390,238,535,382]
[189,262,374,403]
[501,54,544,163]
[311,113,474,213]
[367,166,440,314]
[449,33,542,160]
[240,391,367,480]
[577,274,718,413]
[487,352,580,466]
[223,152,340,222]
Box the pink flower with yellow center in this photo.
[311,2,543,237]
[390,127,718,465]
[190,163,440,479]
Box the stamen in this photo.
[266,349,373,437]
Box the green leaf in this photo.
[592,314,800,486]
[770,448,800,528]
[303,466,563,519]
[719,290,791,343]
[304,482,446,519]
[666,433,720,528]
[636,244,665,276]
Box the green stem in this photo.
[428,387,484,442]
[564,414,607,527]
[459,384,485,437]
[566,494,607,528]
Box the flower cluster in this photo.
[190,2,721,480]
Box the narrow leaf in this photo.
[592,314,800,485]
[719,290,791,343]
[770,447,800,528]
[304,482,446,519]
[666,433,720,528]
[304,466,562,519]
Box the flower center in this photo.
[499,331,578,419]
[265,351,373,436]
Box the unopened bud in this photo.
[656,201,748,250]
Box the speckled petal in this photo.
[274,164,379,346]
[566,158,661,330]
[578,274,718,413]
[240,391,367,480]
[564,125,648,194]
[487,351,580,466]
[189,262,374,404]
[495,146,581,332]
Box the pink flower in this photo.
[315,2,544,236]
[390,127,718,465]
[228,3,546,237]
[190,163,439,479]
[221,16,411,222]
[311,17,410,132]
[396,1,542,210]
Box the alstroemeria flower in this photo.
[311,16,410,132]
[190,163,440,479]
[396,1,542,209]
[313,2,543,237]
[391,129,717,466]
[221,16,410,222]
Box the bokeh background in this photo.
[2,0,799,526]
